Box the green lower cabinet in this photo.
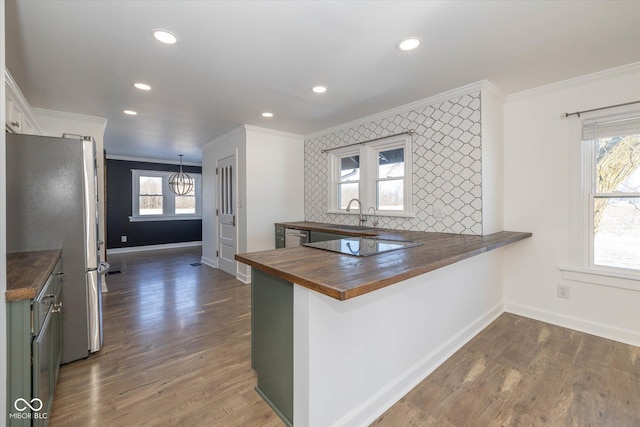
[7,259,62,427]
[252,269,294,426]
[7,300,32,427]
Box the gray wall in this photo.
[106,159,202,249]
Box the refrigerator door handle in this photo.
[87,270,102,353]
[98,262,110,275]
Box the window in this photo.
[582,113,640,272]
[329,135,413,216]
[337,151,360,209]
[376,147,405,211]
[130,169,202,221]
[139,176,163,215]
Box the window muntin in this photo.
[328,135,412,216]
[131,169,202,221]
[584,115,640,272]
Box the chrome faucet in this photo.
[368,206,379,227]
[346,198,367,226]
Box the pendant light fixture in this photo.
[168,155,194,195]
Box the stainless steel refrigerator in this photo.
[6,133,108,364]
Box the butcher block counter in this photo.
[6,249,62,302]
[236,222,531,300]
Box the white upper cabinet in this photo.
[5,68,42,135]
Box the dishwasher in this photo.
[285,228,310,247]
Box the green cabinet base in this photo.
[251,269,294,426]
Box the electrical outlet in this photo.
[557,284,570,299]
[121,235,127,243]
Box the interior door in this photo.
[217,155,237,276]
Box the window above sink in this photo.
[326,134,414,218]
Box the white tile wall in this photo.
[304,91,483,235]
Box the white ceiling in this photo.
[6,1,640,164]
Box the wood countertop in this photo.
[237,223,531,301]
[6,250,62,302]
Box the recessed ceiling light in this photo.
[123,110,138,116]
[134,82,151,91]
[152,29,178,45]
[262,112,274,118]
[397,37,421,51]
[312,86,327,94]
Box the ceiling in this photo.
[6,1,640,164]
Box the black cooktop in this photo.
[303,237,421,257]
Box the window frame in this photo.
[581,112,640,275]
[327,134,413,217]
[130,169,202,222]
[330,147,361,212]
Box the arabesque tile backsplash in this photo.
[304,91,483,235]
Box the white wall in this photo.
[1,0,8,424]
[294,250,505,427]
[32,109,108,265]
[503,63,640,346]
[245,125,304,254]
[201,126,246,269]
[201,125,304,281]
[481,87,505,235]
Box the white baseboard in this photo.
[236,269,251,284]
[201,256,217,269]
[504,301,640,347]
[107,241,202,255]
[337,302,504,427]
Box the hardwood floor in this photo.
[49,248,640,426]
[49,247,281,426]
[373,313,640,427]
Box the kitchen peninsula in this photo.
[236,222,531,427]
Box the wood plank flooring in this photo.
[373,313,640,427]
[49,248,640,426]
[48,247,281,426]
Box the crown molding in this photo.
[304,80,497,140]
[507,62,640,101]
[32,107,107,129]
[106,154,202,167]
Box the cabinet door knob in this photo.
[10,121,20,128]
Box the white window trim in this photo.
[130,169,202,222]
[561,109,640,289]
[327,134,414,217]
[327,146,360,215]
